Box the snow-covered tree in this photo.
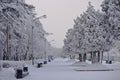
[63,15,87,61]
[73,16,87,61]
[101,0,120,41]
[63,2,114,63]
[0,0,48,61]
[33,19,47,59]
[63,28,74,58]
[0,31,6,60]
[0,0,35,60]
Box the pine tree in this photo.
[101,0,120,40]
[63,2,113,63]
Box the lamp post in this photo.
[44,38,47,61]
[31,15,47,65]
[31,26,34,65]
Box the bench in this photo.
[15,67,29,79]
[37,63,43,68]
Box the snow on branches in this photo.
[63,1,115,57]
[0,0,47,60]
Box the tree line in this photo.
[63,0,120,63]
[0,0,49,61]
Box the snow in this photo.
[0,58,120,80]
[71,61,90,66]
[75,63,113,71]
[72,60,114,71]
[103,61,120,71]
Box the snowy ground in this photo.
[0,58,120,80]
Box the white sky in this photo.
[25,0,103,48]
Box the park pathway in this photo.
[0,58,120,80]
[23,58,120,80]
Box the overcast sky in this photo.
[25,0,103,48]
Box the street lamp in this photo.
[33,15,47,21]
[31,15,47,65]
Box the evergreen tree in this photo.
[101,0,120,40]
[0,0,48,61]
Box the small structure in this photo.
[23,66,28,72]
[15,65,29,79]
[23,64,28,72]
[48,59,51,62]
[15,68,23,79]
[43,61,47,64]
[37,62,42,68]
[106,60,112,64]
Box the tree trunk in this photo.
[83,53,86,62]
[70,55,72,59]
[0,49,3,60]
[78,54,82,62]
[92,51,97,64]
[90,51,92,61]
[101,51,103,63]
[98,51,100,63]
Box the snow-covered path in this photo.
[0,58,120,80]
